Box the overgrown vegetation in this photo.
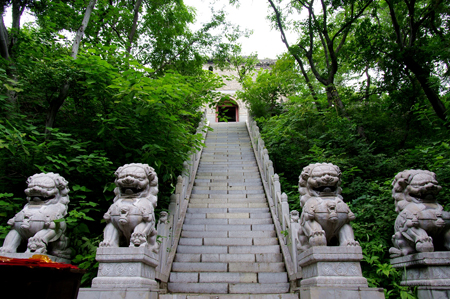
[0,0,246,286]
[235,1,450,297]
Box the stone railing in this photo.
[155,114,209,285]
[246,115,300,283]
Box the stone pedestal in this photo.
[78,247,159,299]
[391,252,450,299]
[298,247,384,299]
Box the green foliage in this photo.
[241,50,449,296]
[0,0,236,286]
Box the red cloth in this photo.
[0,254,79,269]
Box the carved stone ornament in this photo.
[389,170,450,258]
[100,163,159,252]
[297,163,359,251]
[0,173,71,258]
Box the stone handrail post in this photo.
[155,111,209,284]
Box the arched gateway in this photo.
[206,96,248,123]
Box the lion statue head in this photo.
[25,172,70,209]
[299,163,342,207]
[113,163,158,207]
[392,169,442,213]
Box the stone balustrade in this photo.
[246,115,298,282]
[155,113,209,285]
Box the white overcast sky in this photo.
[184,0,294,59]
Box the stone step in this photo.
[173,253,283,263]
[193,185,263,191]
[189,198,267,204]
[177,245,280,254]
[194,182,262,187]
[160,294,298,299]
[187,203,268,209]
[187,208,269,214]
[167,282,290,294]
[181,224,275,232]
[184,218,272,225]
[169,272,288,284]
[181,230,276,238]
[191,190,264,195]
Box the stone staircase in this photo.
[163,123,296,298]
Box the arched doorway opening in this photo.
[216,98,239,122]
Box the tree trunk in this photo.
[325,83,347,117]
[404,57,448,122]
[10,0,27,57]
[45,0,97,135]
[126,0,143,53]
[0,15,9,60]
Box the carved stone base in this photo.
[297,247,385,299]
[391,252,450,299]
[91,247,159,290]
[0,252,71,264]
[298,247,368,288]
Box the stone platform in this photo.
[78,247,159,299]
[391,252,450,299]
[297,247,384,299]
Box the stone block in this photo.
[176,245,228,254]
[92,247,159,290]
[298,286,385,299]
[229,218,272,225]
[181,231,228,238]
[204,237,252,246]
[228,197,265,203]
[172,262,227,272]
[229,245,280,254]
[167,282,228,294]
[229,208,269,213]
[258,272,288,283]
[249,213,272,219]
[206,212,249,218]
[179,238,203,246]
[208,203,249,208]
[253,238,279,245]
[78,288,158,299]
[185,213,206,219]
[205,224,251,231]
[252,224,275,231]
[229,231,276,238]
[169,272,199,283]
[255,253,283,263]
[187,203,208,208]
[182,224,205,231]
[184,218,228,225]
[200,272,257,283]
[298,247,368,288]
[202,253,256,263]
[229,262,285,273]
[187,208,227,214]
[174,254,201,262]
[229,283,290,294]
[390,252,450,298]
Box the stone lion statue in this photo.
[0,173,71,258]
[99,163,159,252]
[297,163,359,251]
[389,170,450,257]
